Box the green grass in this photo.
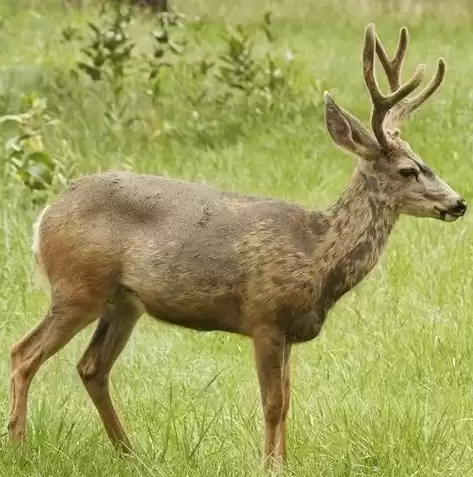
[1,0,473,476]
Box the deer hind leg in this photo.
[76,288,142,453]
[252,326,291,470]
[9,284,104,444]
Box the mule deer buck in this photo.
[8,23,466,469]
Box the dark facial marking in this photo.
[414,160,435,178]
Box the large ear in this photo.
[324,92,379,159]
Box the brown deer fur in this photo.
[8,24,467,469]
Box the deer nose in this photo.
[451,199,467,216]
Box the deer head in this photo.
[324,23,466,222]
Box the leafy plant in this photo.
[71,3,135,115]
[145,11,187,102]
[0,93,65,202]
[58,7,298,149]
[214,12,293,101]
[215,25,258,94]
[261,12,289,94]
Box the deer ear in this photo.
[324,92,379,159]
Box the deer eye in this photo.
[399,168,419,179]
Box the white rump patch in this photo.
[31,205,50,287]
[32,205,50,256]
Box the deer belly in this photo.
[139,288,244,334]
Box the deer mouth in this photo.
[435,205,467,222]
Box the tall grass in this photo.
[1,1,473,476]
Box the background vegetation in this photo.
[1,0,472,475]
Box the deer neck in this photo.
[328,168,398,247]
[311,169,399,313]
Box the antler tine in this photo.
[375,27,408,92]
[363,23,425,148]
[388,58,446,125]
[374,26,446,130]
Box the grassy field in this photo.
[1,0,473,475]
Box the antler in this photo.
[363,23,426,148]
[375,26,408,92]
[375,26,446,129]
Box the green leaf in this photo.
[77,62,102,81]
[24,161,54,190]
[5,136,24,153]
[0,114,28,125]
[26,151,55,169]
[87,22,101,35]
[31,96,47,111]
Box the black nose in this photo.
[451,199,467,216]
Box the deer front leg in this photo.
[275,343,292,463]
[252,327,291,470]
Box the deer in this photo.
[8,23,467,470]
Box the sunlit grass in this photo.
[1,1,473,476]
